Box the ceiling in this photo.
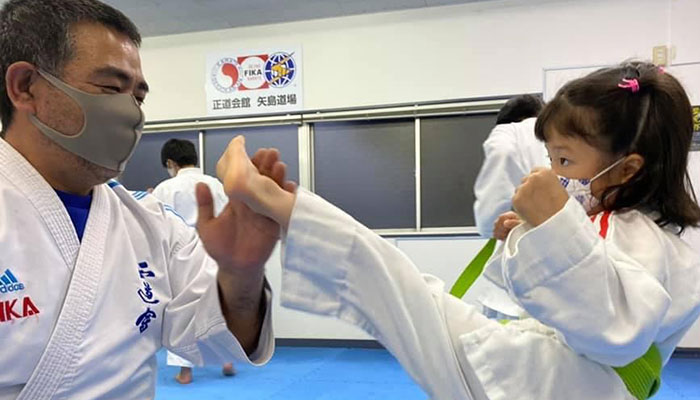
[90,0,498,37]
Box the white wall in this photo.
[670,0,700,65]
[138,0,700,346]
[139,0,693,122]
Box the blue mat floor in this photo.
[155,347,700,399]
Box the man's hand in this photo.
[194,140,289,354]
[512,168,569,227]
[197,146,286,271]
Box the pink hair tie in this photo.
[658,66,666,74]
[618,78,640,93]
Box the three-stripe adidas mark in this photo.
[0,269,24,294]
[0,269,39,323]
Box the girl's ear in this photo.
[620,154,644,184]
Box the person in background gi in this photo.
[473,94,546,239]
[470,95,547,319]
[153,139,229,227]
[216,62,700,400]
[152,139,235,383]
[0,1,287,398]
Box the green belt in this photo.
[451,239,662,399]
[449,238,497,298]
[614,345,662,400]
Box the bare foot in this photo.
[217,136,295,229]
[222,362,236,376]
[175,367,193,384]
[217,136,260,205]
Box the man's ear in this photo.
[6,62,39,115]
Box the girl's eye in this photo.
[559,158,570,167]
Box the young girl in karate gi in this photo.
[209,61,700,400]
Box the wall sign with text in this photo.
[205,47,303,116]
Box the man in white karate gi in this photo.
[0,0,283,398]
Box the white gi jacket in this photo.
[281,189,700,400]
[152,167,229,227]
[472,118,548,318]
[473,118,548,238]
[0,139,274,400]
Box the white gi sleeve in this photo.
[501,197,672,366]
[211,181,230,217]
[161,215,274,367]
[473,124,529,237]
[281,189,496,400]
[150,184,167,204]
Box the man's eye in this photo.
[101,85,120,93]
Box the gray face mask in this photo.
[29,69,145,172]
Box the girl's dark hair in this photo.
[535,61,700,232]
